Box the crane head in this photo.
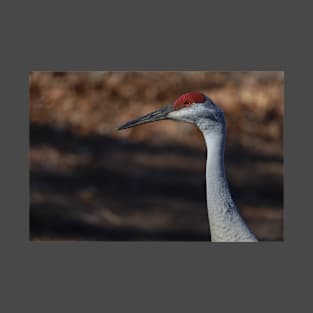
[118,92,224,130]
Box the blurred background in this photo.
[29,71,284,241]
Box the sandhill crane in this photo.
[118,92,258,242]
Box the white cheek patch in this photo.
[168,107,194,120]
[168,103,208,121]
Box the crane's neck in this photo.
[197,118,257,242]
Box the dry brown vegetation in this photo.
[30,71,283,241]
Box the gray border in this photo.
[2,1,309,312]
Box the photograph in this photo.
[29,71,284,242]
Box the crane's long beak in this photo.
[118,104,173,130]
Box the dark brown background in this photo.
[29,71,284,241]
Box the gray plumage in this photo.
[118,93,258,242]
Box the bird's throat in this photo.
[198,120,232,211]
[197,118,257,242]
